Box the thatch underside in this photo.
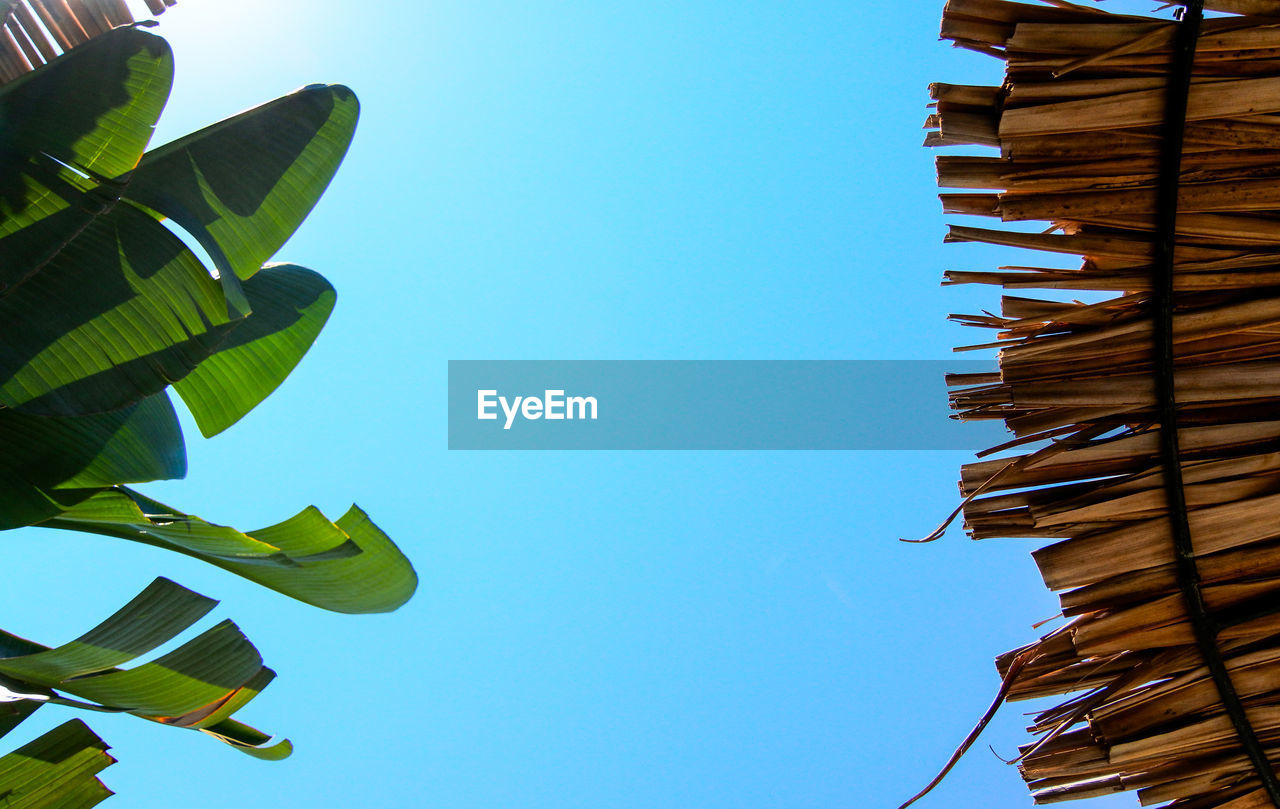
[930,0,1280,806]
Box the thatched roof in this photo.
[915,1,1280,806]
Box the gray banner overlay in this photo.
[448,361,1007,450]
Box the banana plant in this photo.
[0,22,416,804]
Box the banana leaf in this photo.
[125,84,358,282]
[0,579,286,757]
[0,720,114,809]
[0,202,235,416]
[43,489,418,614]
[173,264,335,437]
[0,27,171,293]
[0,393,184,529]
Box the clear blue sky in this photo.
[0,1,1155,807]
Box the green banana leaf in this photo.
[56,619,262,718]
[172,666,275,730]
[0,18,407,790]
[0,578,213,684]
[125,84,358,282]
[44,489,417,614]
[50,394,185,490]
[201,717,292,761]
[0,720,114,809]
[0,579,286,757]
[0,27,171,292]
[0,393,184,529]
[0,701,41,741]
[173,264,336,437]
[0,474,80,535]
[0,202,236,416]
[0,71,357,425]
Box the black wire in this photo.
[1154,2,1280,804]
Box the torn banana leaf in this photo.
[43,489,416,613]
[0,202,236,416]
[0,720,114,809]
[0,579,286,758]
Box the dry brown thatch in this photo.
[0,0,174,84]
[917,0,1280,806]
